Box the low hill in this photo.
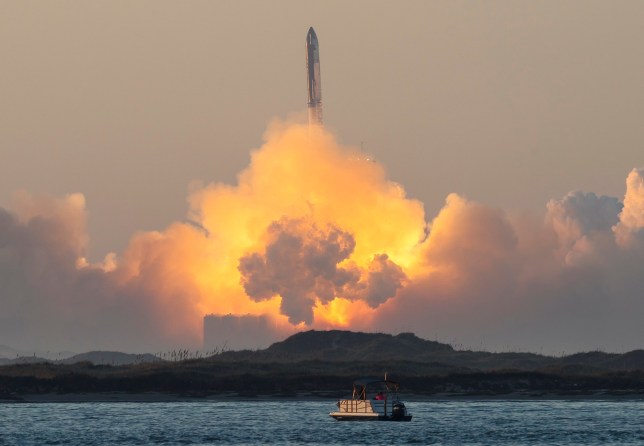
[2,330,643,373]
[218,330,548,370]
[61,351,162,366]
[265,330,453,360]
[0,351,161,367]
[217,330,644,373]
[1,330,643,398]
[0,356,51,366]
[0,345,76,362]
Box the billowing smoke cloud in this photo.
[239,218,359,325]
[546,191,622,265]
[374,171,644,353]
[0,192,207,352]
[239,217,405,324]
[614,168,644,248]
[1,122,644,354]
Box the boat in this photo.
[329,378,412,421]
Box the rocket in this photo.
[306,27,323,126]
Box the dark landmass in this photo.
[1,330,644,401]
[0,351,160,366]
[59,351,162,366]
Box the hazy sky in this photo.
[1,1,644,354]
[2,1,641,259]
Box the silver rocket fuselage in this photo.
[306,27,322,126]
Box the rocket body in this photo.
[306,27,323,126]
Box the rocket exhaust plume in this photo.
[306,27,322,127]
[3,29,644,355]
[4,128,644,354]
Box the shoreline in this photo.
[3,390,644,403]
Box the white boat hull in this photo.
[329,398,412,421]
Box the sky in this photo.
[1,1,643,355]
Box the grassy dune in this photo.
[2,331,644,399]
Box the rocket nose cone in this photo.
[307,27,317,42]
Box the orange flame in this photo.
[114,121,428,342]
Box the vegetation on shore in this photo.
[1,331,643,399]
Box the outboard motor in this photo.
[392,402,406,419]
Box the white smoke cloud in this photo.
[546,191,622,265]
[614,168,644,248]
[375,177,644,354]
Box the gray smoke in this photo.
[0,193,202,353]
[238,217,405,324]
[4,168,644,354]
[373,170,644,354]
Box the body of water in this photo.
[1,399,643,445]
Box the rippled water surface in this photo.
[2,400,643,445]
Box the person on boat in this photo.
[374,391,385,400]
